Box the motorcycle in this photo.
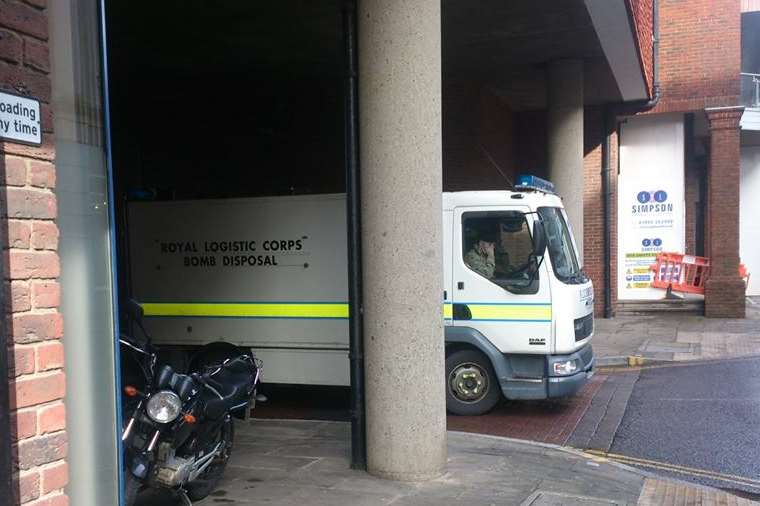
[119,300,261,505]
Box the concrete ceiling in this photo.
[442,0,630,110]
[107,0,642,111]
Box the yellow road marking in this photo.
[584,449,760,489]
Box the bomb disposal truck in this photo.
[128,176,594,415]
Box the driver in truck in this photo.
[465,223,522,280]
[464,234,497,278]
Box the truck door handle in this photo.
[457,282,464,290]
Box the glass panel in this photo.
[741,12,760,108]
[462,211,538,292]
[538,207,582,284]
[51,1,119,505]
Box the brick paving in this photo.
[446,373,606,445]
[637,478,757,506]
[566,371,640,453]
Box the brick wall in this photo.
[627,0,655,97]
[583,108,619,316]
[704,107,745,317]
[652,0,741,113]
[443,79,517,190]
[0,2,68,505]
[583,109,604,316]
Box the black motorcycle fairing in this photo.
[200,357,256,420]
[155,365,174,390]
[155,365,196,401]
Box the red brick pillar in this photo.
[704,106,745,318]
[0,2,68,505]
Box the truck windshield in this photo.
[537,207,583,284]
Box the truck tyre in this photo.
[445,349,500,416]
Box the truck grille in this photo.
[574,313,593,341]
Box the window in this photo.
[462,211,538,293]
[741,11,760,108]
[537,207,584,284]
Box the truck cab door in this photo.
[451,206,552,354]
[443,209,454,326]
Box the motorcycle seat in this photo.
[202,357,256,419]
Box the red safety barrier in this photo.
[740,263,751,287]
[650,253,751,295]
[649,253,710,295]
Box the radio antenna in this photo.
[479,144,514,190]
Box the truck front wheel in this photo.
[445,349,500,415]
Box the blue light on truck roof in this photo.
[516,175,555,194]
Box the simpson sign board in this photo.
[618,114,685,300]
[0,91,41,145]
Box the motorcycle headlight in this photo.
[146,390,182,424]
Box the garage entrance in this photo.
[104,0,358,500]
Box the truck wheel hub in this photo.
[449,363,488,402]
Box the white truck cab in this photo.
[127,176,593,417]
[441,176,594,415]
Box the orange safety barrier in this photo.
[740,263,751,287]
[650,253,751,295]
[649,253,710,295]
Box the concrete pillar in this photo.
[547,60,585,263]
[358,0,447,481]
[704,107,746,318]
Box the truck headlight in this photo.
[146,391,182,424]
[553,360,578,376]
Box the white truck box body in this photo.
[128,194,350,385]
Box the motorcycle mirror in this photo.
[126,299,144,320]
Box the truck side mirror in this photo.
[532,220,547,257]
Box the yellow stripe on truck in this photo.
[140,302,350,319]
[141,302,551,322]
[465,304,552,322]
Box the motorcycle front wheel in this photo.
[123,471,141,506]
[186,417,235,501]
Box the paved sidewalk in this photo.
[135,419,756,506]
[594,298,760,366]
